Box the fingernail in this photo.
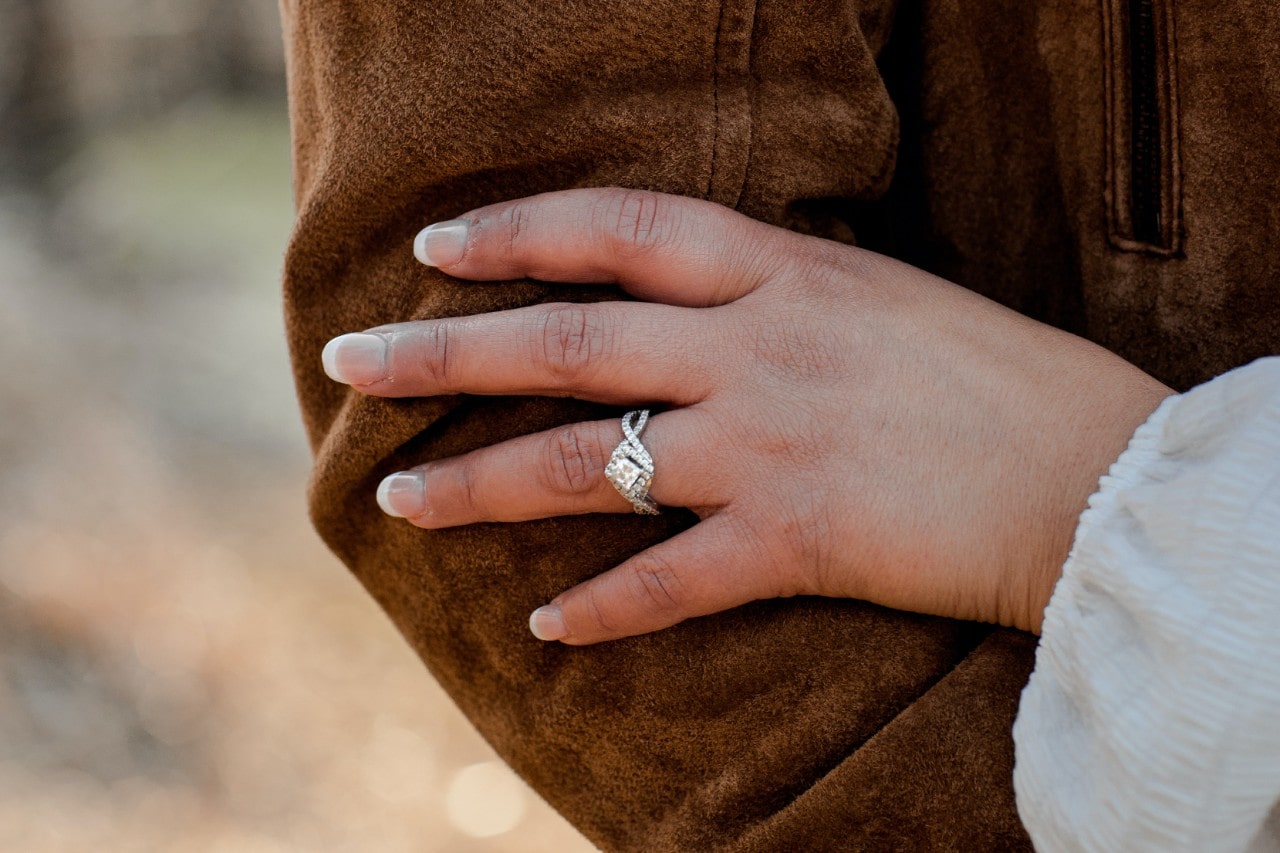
[414,219,469,267]
[529,605,568,641]
[376,471,426,518]
[321,333,388,385]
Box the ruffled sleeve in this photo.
[1014,357,1280,853]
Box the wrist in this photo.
[1024,360,1173,634]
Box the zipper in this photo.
[1128,0,1162,246]
[1102,0,1181,255]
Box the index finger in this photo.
[414,188,785,307]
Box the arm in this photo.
[1015,357,1280,852]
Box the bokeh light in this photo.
[0,4,596,850]
[447,762,530,839]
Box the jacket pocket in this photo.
[1102,0,1182,255]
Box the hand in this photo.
[321,189,1173,644]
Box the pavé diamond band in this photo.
[603,409,660,515]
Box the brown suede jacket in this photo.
[279,0,1280,849]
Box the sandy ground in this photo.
[0,97,596,852]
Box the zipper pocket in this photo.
[1103,0,1182,255]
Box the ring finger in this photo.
[376,408,723,527]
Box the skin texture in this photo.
[322,187,1174,645]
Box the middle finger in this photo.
[323,301,720,405]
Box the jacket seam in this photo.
[727,0,759,211]
[708,0,758,211]
[708,0,726,202]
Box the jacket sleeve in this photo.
[1014,357,1280,853]
[279,0,1040,849]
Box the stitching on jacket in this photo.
[1101,0,1118,247]
[725,1,759,211]
[1164,0,1184,254]
[708,0,726,202]
[707,0,757,210]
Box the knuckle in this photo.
[417,322,458,390]
[582,585,618,636]
[597,189,675,259]
[757,407,829,468]
[540,303,612,381]
[453,455,487,519]
[544,426,607,495]
[769,494,836,595]
[797,235,850,277]
[787,239,888,310]
[497,201,533,259]
[744,309,845,383]
[775,243,847,305]
[720,513,797,598]
[727,228,784,286]
[626,555,683,615]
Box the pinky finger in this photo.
[528,514,771,645]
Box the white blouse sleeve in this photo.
[1013,356,1280,853]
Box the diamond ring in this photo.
[603,409,660,515]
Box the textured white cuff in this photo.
[1013,357,1280,853]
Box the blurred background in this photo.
[0,2,595,849]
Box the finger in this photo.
[527,514,772,645]
[377,410,720,527]
[323,300,718,404]
[413,188,786,307]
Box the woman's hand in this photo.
[321,188,1172,644]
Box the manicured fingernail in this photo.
[376,471,426,518]
[414,219,469,267]
[321,333,388,385]
[529,605,567,641]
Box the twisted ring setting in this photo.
[603,409,660,515]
